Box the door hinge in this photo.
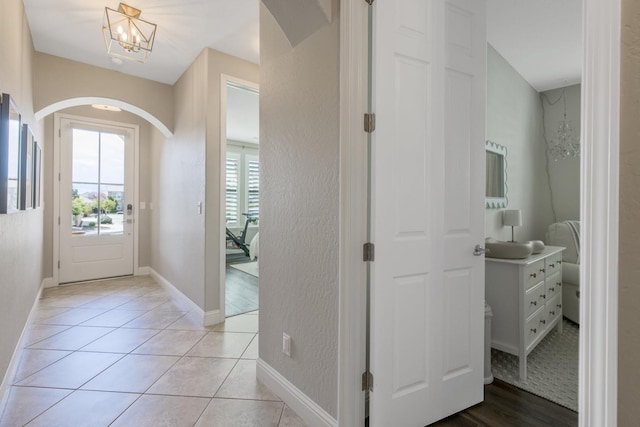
[364,113,376,133]
[57,260,60,269]
[363,242,375,262]
[58,128,61,138]
[58,173,61,181]
[365,0,374,5]
[58,216,60,225]
[362,371,374,391]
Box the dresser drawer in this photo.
[546,271,562,300]
[525,260,545,290]
[546,256,563,276]
[526,308,548,349]
[547,293,562,325]
[525,281,545,318]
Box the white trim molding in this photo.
[136,266,151,276]
[0,280,46,417]
[256,358,337,427]
[338,0,369,426]
[580,0,620,425]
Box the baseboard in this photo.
[42,277,56,288]
[204,310,223,326]
[0,279,46,417]
[148,268,219,327]
[136,266,151,276]
[256,358,337,427]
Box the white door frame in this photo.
[219,75,260,320]
[52,113,141,286]
[336,0,620,425]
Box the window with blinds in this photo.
[226,155,240,225]
[225,148,259,226]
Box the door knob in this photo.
[473,245,486,256]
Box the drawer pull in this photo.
[558,260,562,264]
[557,282,562,287]
[530,301,537,306]
[540,319,546,325]
[549,263,555,268]
[530,328,537,334]
[549,287,555,292]
[539,268,546,273]
[557,304,562,309]
[540,294,546,299]
[550,310,556,315]
[530,273,537,278]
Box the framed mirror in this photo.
[20,124,34,210]
[0,93,22,214]
[486,140,508,208]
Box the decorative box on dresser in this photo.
[485,246,565,381]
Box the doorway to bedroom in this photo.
[223,80,260,317]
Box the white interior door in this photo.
[59,117,135,283]
[369,0,486,425]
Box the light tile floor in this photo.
[0,275,307,427]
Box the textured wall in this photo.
[150,51,208,309]
[259,2,339,417]
[540,85,581,224]
[33,53,174,134]
[486,45,553,242]
[0,0,43,391]
[41,106,154,278]
[619,0,640,423]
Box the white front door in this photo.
[59,117,135,283]
[369,0,486,425]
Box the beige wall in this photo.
[148,48,258,314]
[41,106,155,279]
[259,2,340,417]
[34,53,174,135]
[541,85,581,223]
[0,0,43,392]
[618,0,640,423]
[486,45,553,242]
[150,51,208,309]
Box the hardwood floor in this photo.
[430,379,578,427]
[225,263,259,317]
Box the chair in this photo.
[546,221,580,324]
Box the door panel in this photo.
[370,0,486,425]
[59,118,135,283]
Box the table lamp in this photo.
[503,209,522,242]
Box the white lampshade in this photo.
[503,209,522,227]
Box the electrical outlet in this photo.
[282,333,291,357]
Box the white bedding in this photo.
[249,232,259,260]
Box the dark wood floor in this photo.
[225,263,259,317]
[430,379,578,427]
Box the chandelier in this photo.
[102,3,157,63]
[547,91,580,161]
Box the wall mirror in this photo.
[486,140,508,208]
[0,93,22,214]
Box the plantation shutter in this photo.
[246,156,259,218]
[226,154,240,225]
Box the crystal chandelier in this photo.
[102,3,157,63]
[547,91,580,161]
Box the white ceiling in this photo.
[227,84,259,144]
[487,0,582,92]
[23,0,260,86]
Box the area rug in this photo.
[490,318,579,412]
[229,261,259,277]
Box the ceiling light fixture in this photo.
[547,90,580,162]
[91,104,122,112]
[102,3,157,63]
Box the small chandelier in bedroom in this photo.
[548,90,580,162]
[102,3,157,63]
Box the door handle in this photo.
[127,203,133,215]
[473,244,486,256]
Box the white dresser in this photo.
[485,246,565,380]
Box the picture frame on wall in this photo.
[33,141,41,209]
[0,93,22,214]
[20,124,34,210]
